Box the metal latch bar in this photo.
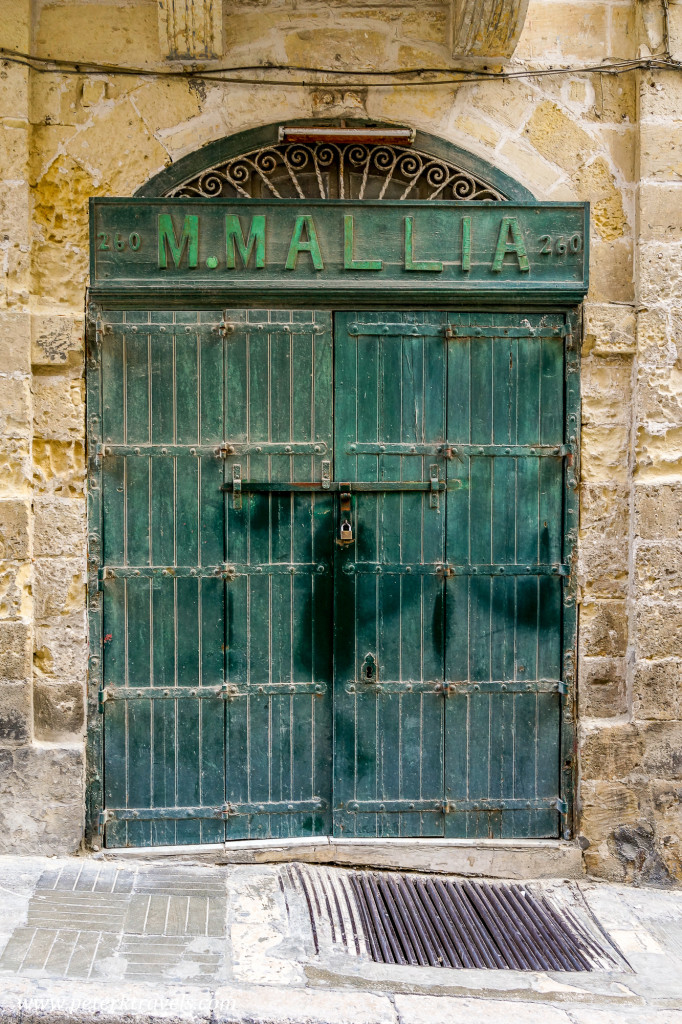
[232,464,242,509]
[429,464,440,510]
[220,480,446,493]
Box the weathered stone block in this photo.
[80,80,106,108]
[580,600,627,657]
[610,5,637,60]
[634,659,682,721]
[498,139,561,194]
[130,79,202,135]
[366,85,451,131]
[608,818,676,886]
[0,309,30,375]
[0,0,29,52]
[578,537,628,599]
[31,314,84,366]
[579,780,639,844]
[0,62,28,120]
[516,4,608,61]
[470,78,535,130]
[523,101,594,172]
[640,721,682,779]
[578,657,627,717]
[640,123,682,181]
[636,308,679,368]
[636,483,682,538]
[640,70,682,122]
[602,126,636,184]
[68,98,169,194]
[0,680,31,743]
[0,621,31,680]
[583,303,636,356]
[586,71,636,124]
[0,499,30,560]
[453,115,500,149]
[636,602,682,658]
[33,497,85,557]
[572,157,628,242]
[34,680,84,741]
[33,439,84,496]
[580,483,629,540]
[0,561,31,620]
[580,423,629,483]
[32,155,108,309]
[639,241,682,305]
[32,375,84,440]
[639,183,682,241]
[0,438,31,498]
[0,119,28,180]
[587,237,634,304]
[0,377,30,439]
[580,724,643,780]
[581,357,631,426]
[635,423,682,482]
[640,780,682,883]
[635,540,682,599]
[36,1,159,66]
[30,125,80,191]
[0,744,84,854]
[33,557,86,625]
[285,26,390,70]
[637,365,682,436]
[33,623,87,682]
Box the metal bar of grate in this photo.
[342,872,620,971]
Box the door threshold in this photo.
[94,835,583,879]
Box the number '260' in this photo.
[97,232,142,252]
[539,234,582,255]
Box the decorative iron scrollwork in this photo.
[166,142,506,202]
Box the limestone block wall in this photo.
[0,0,679,881]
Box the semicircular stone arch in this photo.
[136,120,535,203]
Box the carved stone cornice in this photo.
[452,0,530,58]
[158,0,222,59]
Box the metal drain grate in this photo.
[348,872,618,971]
[283,865,621,972]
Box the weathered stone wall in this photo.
[0,0,679,881]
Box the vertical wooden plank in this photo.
[102,456,125,566]
[150,458,175,566]
[125,458,150,567]
[175,325,199,445]
[101,327,124,444]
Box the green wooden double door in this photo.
[96,308,570,847]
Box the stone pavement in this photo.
[0,854,680,1024]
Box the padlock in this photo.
[339,519,353,544]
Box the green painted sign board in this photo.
[90,199,589,304]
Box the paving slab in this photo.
[0,855,679,1024]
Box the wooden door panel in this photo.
[333,312,447,838]
[443,313,565,839]
[100,312,227,847]
[222,310,333,839]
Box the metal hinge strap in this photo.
[444,325,569,340]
